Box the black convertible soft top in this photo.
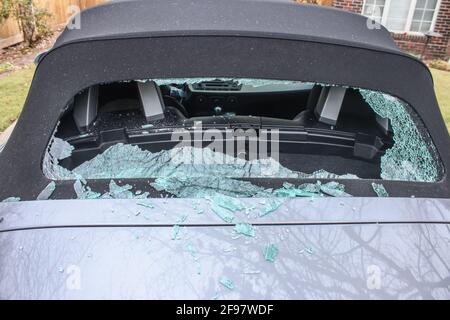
[54,0,401,54]
[0,0,449,199]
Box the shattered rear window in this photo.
[42,78,442,198]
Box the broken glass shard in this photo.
[259,199,284,217]
[2,197,21,202]
[360,90,439,182]
[152,176,268,198]
[219,277,235,290]
[263,243,279,262]
[273,181,350,198]
[186,243,198,261]
[36,181,56,200]
[210,202,235,223]
[73,179,101,199]
[371,183,389,197]
[234,223,256,237]
[274,182,319,198]
[105,180,134,199]
[207,193,248,212]
[49,137,74,160]
[320,182,352,197]
[172,225,180,240]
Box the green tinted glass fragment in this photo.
[274,187,317,198]
[263,243,279,262]
[273,181,350,198]
[186,243,198,261]
[210,202,235,223]
[259,199,284,217]
[152,176,267,198]
[49,137,74,160]
[2,197,21,202]
[208,193,247,212]
[234,223,256,237]
[73,180,101,199]
[219,277,235,290]
[37,181,56,200]
[371,183,389,197]
[360,90,438,182]
[106,180,134,199]
[172,225,180,240]
[320,182,352,197]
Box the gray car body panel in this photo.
[1,197,449,299]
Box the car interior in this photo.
[54,79,394,179]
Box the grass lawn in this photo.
[0,65,449,133]
[431,68,450,131]
[0,66,35,132]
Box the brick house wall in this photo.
[331,0,450,60]
[427,0,450,59]
[333,0,363,12]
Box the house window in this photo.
[363,0,386,23]
[362,0,441,33]
[411,0,439,32]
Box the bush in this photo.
[0,0,53,47]
[428,60,450,72]
[34,6,53,40]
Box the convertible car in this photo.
[0,0,449,299]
